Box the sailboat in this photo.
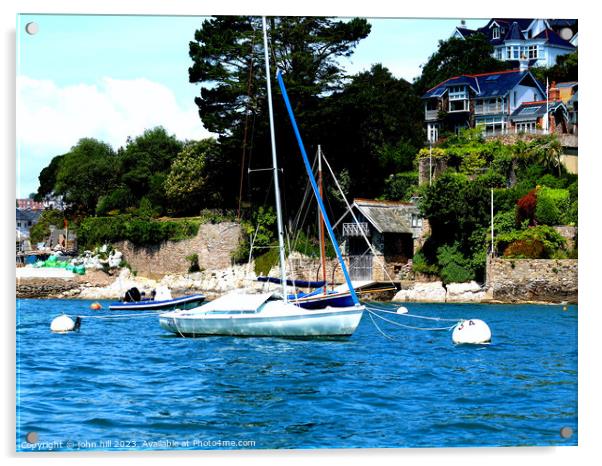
[158,17,365,337]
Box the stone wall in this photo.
[487,257,577,303]
[116,222,242,279]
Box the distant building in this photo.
[422,69,546,141]
[453,18,576,68]
[16,198,44,210]
[42,193,68,211]
[339,199,426,281]
[16,208,41,252]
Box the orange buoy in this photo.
[90,302,102,310]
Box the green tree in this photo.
[413,34,508,96]
[54,139,119,215]
[34,154,65,201]
[29,209,67,244]
[320,64,423,199]
[188,16,371,211]
[531,50,577,84]
[165,139,221,215]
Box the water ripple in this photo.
[16,300,578,450]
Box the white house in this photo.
[453,18,576,68]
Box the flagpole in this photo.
[545,77,549,134]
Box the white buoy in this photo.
[452,319,491,344]
[50,315,76,333]
[396,306,409,314]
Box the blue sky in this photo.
[16,14,487,197]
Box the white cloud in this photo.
[16,76,213,197]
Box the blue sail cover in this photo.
[257,276,326,288]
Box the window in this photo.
[492,27,500,39]
[411,214,423,228]
[425,100,438,111]
[448,86,469,112]
[495,48,503,60]
[513,47,519,59]
[448,86,468,100]
[449,100,469,112]
[515,122,536,133]
[506,47,511,60]
[528,45,538,59]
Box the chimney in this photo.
[461,19,466,27]
[548,81,560,101]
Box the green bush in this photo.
[254,246,280,276]
[78,215,202,249]
[496,225,566,258]
[535,187,569,226]
[494,209,520,236]
[381,172,418,201]
[411,250,438,275]
[29,209,69,244]
[535,193,561,225]
[436,243,474,284]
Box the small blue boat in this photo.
[109,287,205,311]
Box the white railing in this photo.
[343,222,370,237]
[425,109,439,121]
[474,104,504,115]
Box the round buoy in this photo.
[90,302,102,310]
[396,306,409,314]
[562,305,568,311]
[50,315,76,333]
[452,319,492,345]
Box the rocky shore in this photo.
[16,262,577,304]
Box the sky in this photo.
[16,14,487,198]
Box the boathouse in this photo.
[338,199,426,281]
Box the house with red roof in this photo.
[422,69,546,142]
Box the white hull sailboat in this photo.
[159,17,364,338]
[159,293,363,337]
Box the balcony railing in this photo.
[343,222,370,237]
[425,109,439,121]
[474,104,505,115]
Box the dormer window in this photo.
[448,86,469,112]
[493,27,500,39]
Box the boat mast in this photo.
[262,16,288,302]
[318,145,328,294]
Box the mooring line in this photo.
[365,304,462,323]
[367,309,458,332]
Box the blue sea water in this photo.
[16,299,577,451]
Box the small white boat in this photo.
[159,293,363,337]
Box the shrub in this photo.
[516,189,537,226]
[382,172,418,201]
[496,225,566,258]
[186,253,201,273]
[535,187,569,226]
[503,239,545,259]
[411,250,438,275]
[535,193,561,225]
[494,209,520,236]
[254,246,280,276]
[436,243,474,284]
[78,215,201,249]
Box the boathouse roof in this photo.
[351,199,419,235]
